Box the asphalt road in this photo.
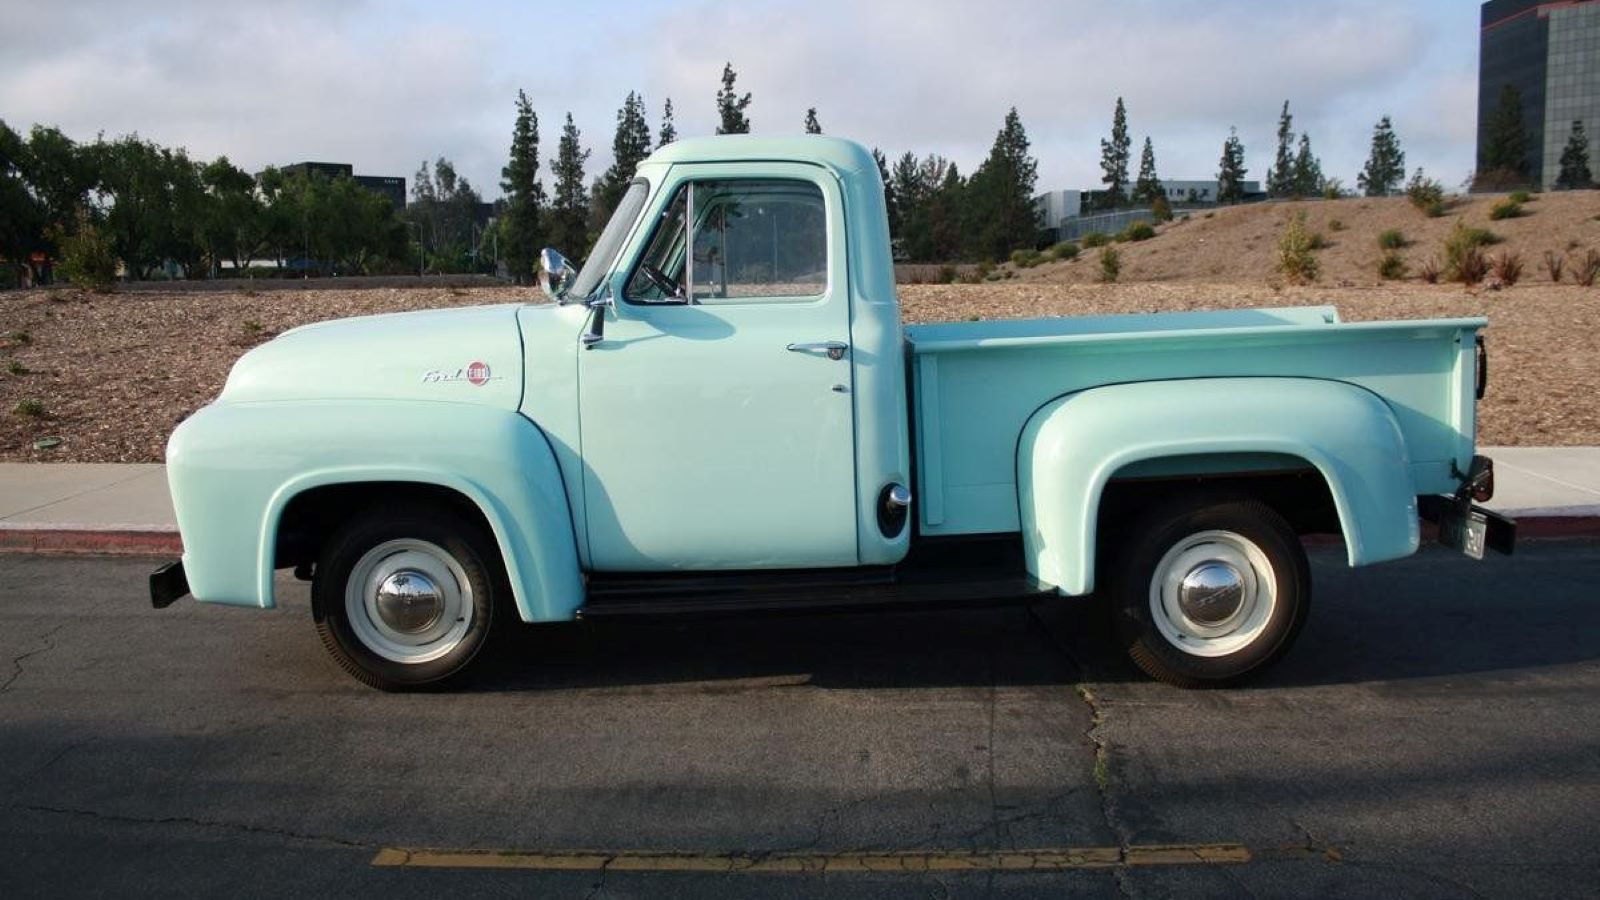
[2,542,1597,898]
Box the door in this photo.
[577,164,858,570]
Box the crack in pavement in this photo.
[1,622,68,695]
[19,803,371,850]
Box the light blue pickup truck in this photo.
[153,136,1513,690]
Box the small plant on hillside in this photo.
[936,265,958,284]
[1455,246,1490,285]
[1049,241,1080,261]
[1377,252,1408,280]
[242,319,264,336]
[1576,249,1600,288]
[1328,219,1346,232]
[1306,230,1330,250]
[7,359,28,376]
[12,399,46,419]
[1275,212,1320,285]
[1543,250,1565,283]
[1118,221,1156,242]
[1009,248,1043,268]
[1322,178,1345,200]
[1377,229,1407,250]
[8,330,31,345]
[1509,190,1533,204]
[1488,198,1523,220]
[1406,169,1446,216]
[1419,257,1442,284]
[1082,231,1110,248]
[1490,250,1524,286]
[1444,221,1501,283]
[1098,246,1121,283]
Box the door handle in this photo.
[787,341,849,361]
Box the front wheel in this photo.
[1109,497,1309,688]
[312,503,501,691]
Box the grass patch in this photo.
[7,359,28,376]
[1117,221,1156,243]
[1490,250,1524,286]
[1081,231,1110,248]
[1377,229,1407,250]
[1377,252,1408,280]
[12,398,47,418]
[1544,250,1565,283]
[1488,198,1524,220]
[1098,246,1121,283]
[1048,241,1080,261]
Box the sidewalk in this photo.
[2,448,1599,555]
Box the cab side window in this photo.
[625,178,827,305]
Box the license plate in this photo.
[1437,506,1489,560]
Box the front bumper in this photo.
[149,560,190,609]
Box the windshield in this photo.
[569,179,649,299]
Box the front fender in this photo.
[1017,378,1420,595]
[167,400,583,622]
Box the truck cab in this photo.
[154,136,1513,691]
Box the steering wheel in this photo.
[639,263,681,299]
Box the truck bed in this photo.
[905,305,1485,536]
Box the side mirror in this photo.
[539,248,576,302]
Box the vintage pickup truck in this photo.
[153,135,1513,690]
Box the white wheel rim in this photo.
[344,538,474,664]
[1148,530,1277,658]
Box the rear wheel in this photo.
[312,503,501,690]
[1109,496,1309,688]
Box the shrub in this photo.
[53,211,117,292]
[7,359,28,376]
[1488,198,1523,220]
[1490,250,1524,286]
[1081,231,1110,248]
[1151,193,1174,223]
[1406,169,1446,215]
[1543,250,1565,283]
[1322,179,1345,199]
[1328,219,1346,232]
[1576,249,1600,288]
[1377,229,1407,250]
[12,399,46,418]
[1275,212,1320,285]
[1049,241,1080,261]
[1509,190,1533,204]
[1445,221,1502,283]
[1419,257,1442,284]
[1378,252,1408,280]
[1118,221,1156,242]
[937,264,957,284]
[7,330,30,345]
[1098,246,1121,283]
[1306,230,1330,250]
[242,319,264,335]
[1009,248,1044,268]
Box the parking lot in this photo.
[2,541,1598,898]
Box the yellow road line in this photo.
[370,843,1253,872]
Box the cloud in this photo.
[0,0,1478,198]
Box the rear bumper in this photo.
[1418,495,1517,558]
[149,560,190,609]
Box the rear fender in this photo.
[1017,378,1419,595]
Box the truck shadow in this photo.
[468,541,1600,693]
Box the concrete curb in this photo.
[2,515,1598,558]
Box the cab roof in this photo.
[642,135,877,180]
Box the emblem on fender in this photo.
[421,360,502,386]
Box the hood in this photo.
[219,303,526,407]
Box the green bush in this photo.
[1328,219,1346,232]
[1048,241,1080,261]
[1098,246,1121,283]
[1151,193,1174,223]
[1118,221,1156,242]
[937,264,957,284]
[1406,170,1446,215]
[1275,212,1320,285]
[1488,199,1523,220]
[1377,229,1407,250]
[1306,230,1330,250]
[1377,251,1408,280]
[1081,231,1110,248]
[12,399,46,418]
[53,211,118,292]
[1009,248,1044,268]
[1509,190,1533,204]
[1444,221,1501,283]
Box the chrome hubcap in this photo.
[1178,562,1245,626]
[1148,530,1278,657]
[375,570,445,634]
[345,539,474,664]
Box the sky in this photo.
[0,0,1483,199]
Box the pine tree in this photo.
[550,113,591,258]
[1217,127,1248,204]
[715,63,752,134]
[968,107,1040,259]
[593,92,652,225]
[804,108,822,134]
[1268,101,1296,198]
[872,148,899,240]
[1555,120,1593,190]
[1291,134,1323,198]
[1131,137,1161,205]
[1357,115,1405,196]
[1098,97,1130,209]
[499,89,545,283]
[657,97,677,147]
[1479,84,1529,182]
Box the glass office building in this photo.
[1478,0,1600,188]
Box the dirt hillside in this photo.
[1014,192,1600,287]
